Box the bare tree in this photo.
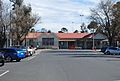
[112,1,120,45]
[0,1,11,48]
[89,0,120,46]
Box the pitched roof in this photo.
[26,32,90,39]
[56,33,89,39]
[26,32,42,39]
[83,33,93,38]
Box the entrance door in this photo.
[68,41,75,49]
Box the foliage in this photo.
[10,0,40,45]
[61,27,68,33]
[74,30,79,33]
[80,23,88,33]
[58,31,63,33]
[47,30,51,33]
[112,1,120,42]
[41,28,47,33]
[89,0,120,46]
[30,28,36,32]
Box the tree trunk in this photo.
[0,36,6,48]
[108,36,116,47]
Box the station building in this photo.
[25,32,108,49]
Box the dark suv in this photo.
[0,52,4,67]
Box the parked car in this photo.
[104,47,120,55]
[0,52,4,67]
[27,46,36,56]
[101,46,109,52]
[0,48,26,62]
[10,45,29,57]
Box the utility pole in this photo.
[80,14,84,24]
[92,29,95,50]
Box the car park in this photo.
[0,48,26,62]
[104,47,120,55]
[0,52,4,67]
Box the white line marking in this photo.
[0,70,9,77]
[27,56,36,61]
[114,80,120,81]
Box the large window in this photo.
[42,38,54,46]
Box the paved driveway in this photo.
[0,49,120,81]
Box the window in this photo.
[109,47,117,50]
[42,38,54,46]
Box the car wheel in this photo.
[106,51,110,55]
[16,58,21,62]
[0,60,4,67]
[5,56,12,62]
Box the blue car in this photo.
[0,48,26,62]
[0,52,4,66]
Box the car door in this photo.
[112,48,118,54]
[116,48,120,54]
[109,47,117,54]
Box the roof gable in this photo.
[84,33,107,39]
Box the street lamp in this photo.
[80,14,84,24]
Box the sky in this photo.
[5,0,116,32]
[23,0,102,32]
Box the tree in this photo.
[80,23,88,33]
[0,0,11,48]
[112,1,120,43]
[58,31,63,33]
[87,21,98,29]
[41,28,47,33]
[30,28,35,32]
[0,0,6,48]
[10,0,40,45]
[74,30,79,33]
[61,27,68,33]
[10,0,23,7]
[89,0,120,46]
[47,30,51,33]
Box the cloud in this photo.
[23,0,101,32]
[35,23,85,33]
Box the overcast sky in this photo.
[23,0,103,32]
[5,0,117,32]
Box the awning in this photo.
[102,39,108,41]
[59,40,76,42]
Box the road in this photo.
[1,49,120,81]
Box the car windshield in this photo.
[16,49,23,51]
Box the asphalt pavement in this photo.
[0,49,120,81]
